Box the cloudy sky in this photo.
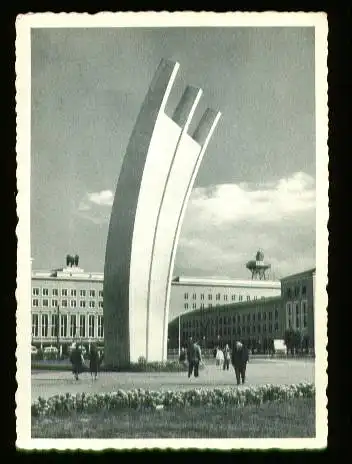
[31,26,316,279]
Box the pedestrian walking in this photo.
[231,341,249,385]
[187,339,202,378]
[223,343,231,370]
[215,347,224,369]
[70,343,84,381]
[88,344,100,380]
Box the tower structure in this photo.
[246,249,271,280]
[103,59,221,367]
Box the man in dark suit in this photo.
[231,341,249,385]
[187,339,202,378]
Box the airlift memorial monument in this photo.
[103,59,221,367]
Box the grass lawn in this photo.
[32,397,315,438]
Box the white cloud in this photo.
[88,190,114,206]
[174,172,316,278]
[184,171,315,230]
[76,190,114,224]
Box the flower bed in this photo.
[31,382,315,417]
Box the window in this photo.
[51,314,58,337]
[60,314,67,337]
[209,303,212,308]
[192,303,196,309]
[98,301,103,308]
[275,309,279,319]
[89,290,96,298]
[80,289,86,297]
[98,316,104,338]
[62,300,68,308]
[252,325,256,334]
[88,315,95,338]
[52,288,58,296]
[200,303,204,309]
[246,326,250,334]
[294,286,299,297]
[43,299,49,307]
[269,311,272,320]
[263,324,267,333]
[99,290,103,298]
[254,295,258,300]
[33,288,39,296]
[302,301,308,328]
[41,314,48,337]
[184,293,188,300]
[70,315,77,337]
[287,288,292,298]
[287,303,292,315]
[295,303,300,328]
[239,295,243,302]
[200,294,204,300]
[231,295,236,301]
[237,315,241,324]
[247,314,250,322]
[70,300,77,308]
[246,295,250,301]
[62,289,68,297]
[224,295,228,301]
[89,301,95,308]
[263,312,267,321]
[269,323,273,333]
[258,312,262,321]
[216,293,220,301]
[32,314,39,337]
[79,315,86,337]
[192,293,196,300]
[274,322,279,331]
[42,288,49,296]
[184,303,188,309]
[252,313,256,322]
[80,300,86,308]
[296,316,300,328]
[237,327,241,335]
[257,325,261,333]
[51,299,58,308]
[232,316,236,324]
[208,294,212,300]
[32,299,39,307]
[70,289,76,297]
[232,327,236,335]
[242,314,245,324]
[302,285,307,295]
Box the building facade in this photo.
[168,296,284,351]
[31,266,104,353]
[31,268,280,352]
[280,268,316,347]
[169,276,281,321]
[31,264,314,354]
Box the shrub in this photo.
[31,382,315,417]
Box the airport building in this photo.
[30,254,315,354]
[169,276,281,320]
[31,264,104,353]
[168,268,316,351]
[30,261,281,352]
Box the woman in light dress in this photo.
[215,347,224,368]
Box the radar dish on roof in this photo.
[246,250,271,280]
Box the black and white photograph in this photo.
[15,12,328,450]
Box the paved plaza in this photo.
[31,358,314,402]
